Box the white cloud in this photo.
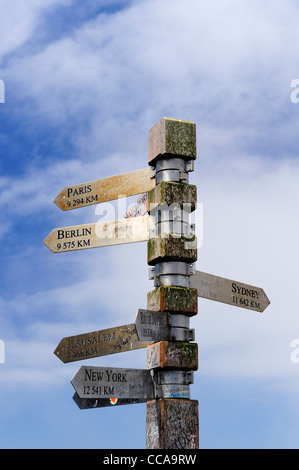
[0,154,298,393]
[4,0,299,140]
[0,153,135,225]
[0,0,299,405]
[193,156,299,389]
[0,0,71,61]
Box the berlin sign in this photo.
[43,216,152,253]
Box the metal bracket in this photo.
[155,385,191,399]
[154,370,194,385]
[152,370,193,399]
[154,158,193,184]
[148,266,155,280]
[149,166,156,179]
[169,314,190,328]
[186,160,194,173]
[169,327,195,342]
[150,261,196,288]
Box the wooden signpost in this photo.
[134,309,169,342]
[54,167,155,211]
[135,309,194,342]
[54,322,151,364]
[73,393,148,409]
[44,216,152,253]
[191,271,270,313]
[124,193,149,218]
[71,366,193,401]
[55,308,195,364]
[46,116,270,450]
[71,366,155,400]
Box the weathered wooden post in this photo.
[46,115,270,449]
[145,117,199,449]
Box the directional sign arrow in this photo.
[72,367,192,401]
[134,309,169,342]
[73,393,148,409]
[134,309,195,342]
[124,193,149,218]
[190,271,270,313]
[43,216,152,253]
[71,366,155,400]
[54,323,151,364]
[54,167,155,211]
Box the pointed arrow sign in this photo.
[134,309,169,342]
[73,393,148,409]
[134,309,194,342]
[190,271,270,313]
[124,193,149,218]
[73,371,193,408]
[54,323,152,364]
[43,216,152,253]
[54,167,155,211]
[71,367,192,400]
[71,366,155,400]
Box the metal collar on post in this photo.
[146,117,199,450]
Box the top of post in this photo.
[148,117,197,165]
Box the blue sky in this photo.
[0,0,299,449]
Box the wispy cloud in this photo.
[3,0,299,161]
[1,0,299,448]
[0,0,71,62]
[1,154,298,391]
